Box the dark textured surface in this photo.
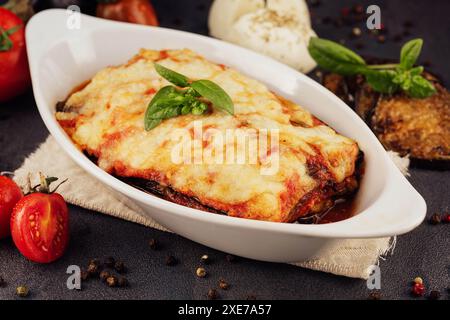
[0,0,449,300]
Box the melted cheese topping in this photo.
[56,49,359,222]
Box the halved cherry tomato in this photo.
[0,175,23,239]
[0,8,30,103]
[96,0,159,26]
[11,192,69,263]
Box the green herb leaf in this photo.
[365,70,399,94]
[190,80,234,115]
[154,63,190,87]
[144,86,180,130]
[308,37,367,75]
[399,38,423,70]
[406,75,436,98]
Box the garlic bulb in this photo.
[209,0,317,73]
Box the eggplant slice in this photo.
[322,71,450,164]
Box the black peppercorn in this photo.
[166,255,178,266]
[87,260,101,275]
[99,270,111,282]
[368,290,382,300]
[118,277,129,287]
[207,288,219,300]
[377,35,386,43]
[149,238,159,250]
[106,275,118,287]
[429,213,441,225]
[114,261,127,274]
[80,270,90,281]
[0,276,5,287]
[219,279,230,290]
[16,286,29,298]
[104,256,115,268]
[226,254,236,263]
[352,4,364,14]
[428,290,441,300]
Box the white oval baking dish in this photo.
[25,9,426,262]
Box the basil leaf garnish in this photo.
[400,39,423,70]
[308,37,435,99]
[308,37,367,76]
[154,63,190,87]
[190,80,234,115]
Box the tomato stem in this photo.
[0,25,21,52]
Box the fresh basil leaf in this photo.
[145,86,180,130]
[145,119,162,131]
[190,80,234,115]
[406,75,436,98]
[308,37,367,75]
[154,63,190,87]
[400,38,423,70]
[410,66,424,76]
[365,70,399,94]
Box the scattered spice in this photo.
[200,254,210,264]
[428,290,441,300]
[219,279,230,290]
[99,270,111,282]
[226,254,236,263]
[114,261,127,274]
[411,282,425,297]
[351,27,362,38]
[352,4,364,14]
[80,270,90,281]
[368,290,382,300]
[414,277,423,285]
[106,275,118,287]
[196,267,207,278]
[0,276,5,287]
[207,288,219,300]
[87,260,102,275]
[149,238,159,250]
[118,277,129,287]
[377,35,386,43]
[104,256,115,268]
[166,255,178,266]
[16,286,29,298]
[429,213,441,225]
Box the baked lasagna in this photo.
[56,49,363,223]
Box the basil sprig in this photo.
[144,63,234,130]
[308,37,436,99]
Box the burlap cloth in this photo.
[14,136,402,279]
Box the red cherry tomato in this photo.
[0,8,31,103]
[11,192,69,263]
[97,0,159,26]
[0,176,23,239]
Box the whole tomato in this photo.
[0,8,30,103]
[97,0,159,26]
[0,175,23,239]
[11,175,69,263]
